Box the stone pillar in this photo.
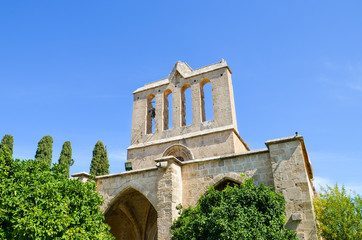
[155,93,163,134]
[156,158,182,240]
[211,68,236,128]
[173,85,181,130]
[266,136,318,240]
[130,96,147,145]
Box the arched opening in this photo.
[104,188,157,240]
[162,144,194,161]
[146,94,156,134]
[200,79,213,122]
[181,83,192,126]
[214,179,240,191]
[163,89,173,130]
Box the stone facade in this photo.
[73,60,318,240]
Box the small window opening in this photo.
[201,79,213,122]
[163,89,173,130]
[147,94,156,134]
[181,84,192,126]
[214,179,240,191]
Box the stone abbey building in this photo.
[73,60,318,240]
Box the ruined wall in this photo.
[128,61,248,171]
[90,136,318,240]
[77,60,319,240]
[128,129,245,170]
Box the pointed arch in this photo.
[104,187,157,240]
[146,93,156,134]
[214,178,240,191]
[163,89,173,130]
[162,144,194,161]
[181,83,192,126]
[200,78,213,122]
[190,172,245,207]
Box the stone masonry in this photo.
[73,60,318,240]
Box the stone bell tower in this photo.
[127,60,249,170]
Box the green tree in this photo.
[0,150,114,240]
[0,134,14,156]
[313,184,362,240]
[171,177,297,240]
[58,141,74,178]
[35,135,53,167]
[90,140,109,176]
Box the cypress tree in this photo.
[0,134,14,156]
[35,136,53,167]
[90,140,109,176]
[58,141,74,178]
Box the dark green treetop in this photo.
[58,141,74,178]
[90,140,109,176]
[171,177,298,240]
[35,135,53,167]
[0,134,14,156]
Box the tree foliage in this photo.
[0,150,114,240]
[313,184,362,240]
[58,141,74,178]
[171,178,297,240]
[35,135,53,167]
[0,134,14,156]
[90,140,109,176]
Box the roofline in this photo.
[133,60,231,94]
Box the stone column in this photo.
[172,86,181,130]
[266,136,318,240]
[155,93,163,134]
[156,159,182,240]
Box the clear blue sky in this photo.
[1,1,361,194]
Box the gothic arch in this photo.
[104,187,157,240]
[163,89,172,130]
[181,83,192,126]
[190,172,245,207]
[146,93,156,134]
[200,78,213,122]
[162,144,194,161]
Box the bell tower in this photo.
[127,60,249,170]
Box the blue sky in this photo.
[1,1,361,194]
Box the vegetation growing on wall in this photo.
[35,135,53,167]
[0,149,114,240]
[171,177,298,240]
[90,140,109,176]
[313,184,362,240]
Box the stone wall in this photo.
[128,129,247,170]
[86,135,318,240]
[128,61,249,171]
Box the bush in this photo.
[313,184,362,240]
[0,150,114,240]
[171,177,297,240]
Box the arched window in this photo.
[214,179,240,191]
[163,89,173,130]
[200,79,213,122]
[147,93,155,134]
[181,83,192,126]
[162,144,194,161]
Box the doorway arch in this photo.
[104,188,157,240]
